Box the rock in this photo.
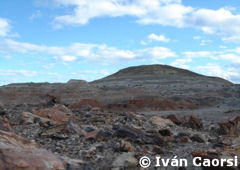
[85,126,96,133]
[0,102,7,116]
[85,129,113,141]
[166,115,202,130]
[69,99,103,112]
[166,114,181,125]
[21,112,35,124]
[90,107,103,113]
[218,116,240,136]
[182,115,203,130]
[0,117,12,132]
[120,140,135,152]
[0,129,65,170]
[176,132,191,137]
[158,129,172,136]
[150,116,174,127]
[152,146,164,154]
[112,152,138,168]
[41,121,83,139]
[190,134,206,143]
[21,111,58,126]
[178,136,190,143]
[35,104,72,124]
[113,125,163,145]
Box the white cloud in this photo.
[183,51,213,58]
[50,0,240,42]
[219,53,240,64]
[196,63,240,82]
[55,55,77,62]
[171,58,192,69]
[148,33,170,42]
[0,39,177,63]
[0,18,10,37]
[183,49,240,65]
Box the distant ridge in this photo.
[93,64,232,85]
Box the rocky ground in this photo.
[0,65,240,170]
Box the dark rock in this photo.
[113,125,163,145]
[166,114,181,125]
[182,115,203,130]
[190,134,206,143]
[158,129,172,136]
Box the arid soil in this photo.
[0,64,240,170]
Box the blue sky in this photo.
[0,0,240,85]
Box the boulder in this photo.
[166,115,202,130]
[113,125,163,145]
[166,114,181,125]
[218,116,240,136]
[35,104,72,124]
[0,102,7,116]
[0,117,12,132]
[150,116,174,127]
[158,129,172,136]
[190,134,206,143]
[182,115,203,130]
[0,129,65,170]
[21,111,58,126]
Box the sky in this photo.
[0,0,240,85]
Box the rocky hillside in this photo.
[0,65,239,111]
[92,65,239,111]
[0,80,101,106]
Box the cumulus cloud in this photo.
[0,39,177,63]
[196,63,240,83]
[0,18,10,37]
[148,33,170,42]
[55,55,77,62]
[171,58,192,69]
[50,0,240,42]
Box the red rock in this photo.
[178,136,189,143]
[166,114,181,125]
[218,116,240,136]
[85,130,99,140]
[35,104,72,124]
[69,99,103,112]
[182,115,203,130]
[85,129,113,141]
[0,129,65,170]
[0,117,12,132]
[166,115,202,130]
